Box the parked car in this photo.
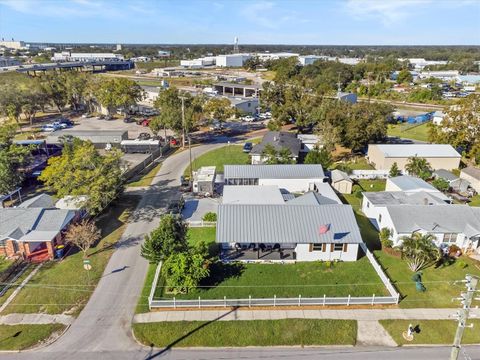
[123,117,135,123]
[137,133,151,140]
[41,124,58,132]
[242,115,255,122]
[209,121,224,131]
[170,138,179,146]
[58,118,74,127]
[52,121,68,129]
[104,115,113,120]
[97,115,106,120]
[167,197,185,214]
[243,142,253,153]
[141,118,151,127]
[81,113,92,118]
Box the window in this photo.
[366,201,370,208]
[378,214,382,223]
[333,243,343,251]
[443,233,457,243]
[0,239,6,249]
[312,244,323,251]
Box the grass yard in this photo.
[387,122,430,142]
[127,163,162,187]
[375,251,480,308]
[0,324,65,350]
[133,319,357,348]
[332,157,375,171]
[0,258,13,274]
[184,145,249,176]
[342,180,386,211]
[155,256,388,300]
[469,195,480,207]
[135,263,157,314]
[380,320,480,345]
[1,195,140,315]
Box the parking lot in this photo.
[73,116,155,139]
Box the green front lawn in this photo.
[469,195,480,207]
[0,258,13,274]
[133,319,357,347]
[128,163,162,187]
[155,256,388,300]
[375,251,480,308]
[0,324,65,350]
[343,180,386,211]
[2,195,140,315]
[135,263,157,314]
[387,122,430,142]
[380,320,480,345]
[332,157,375,171]
[184,145,249,176]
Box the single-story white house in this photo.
[223,164,326,193]
[432,111,445,126]
[222,185,285,205]
[367,144,461,171]
[385,176,451,203]
[460,167,480,194]
[216,204,362,262]
[433,169,470,193]
[373,205,480,253]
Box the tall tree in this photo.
[396,69,413,84]
[0,124,32,194]
[429,94,480,164]
[400,233,440,272]
[39,138,123,215]
[38,72,68,112]
[405,157,432,180]
[65,220,101,259]
[304,146,333,168]
[203,97,235,124]
[94,77,144,115]
[141,214,188,264]
[389,162,400,177]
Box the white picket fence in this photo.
[186,220,216,227]
[147,245,401,310]
[350,170,390,180]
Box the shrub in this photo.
[202,212,217,222]
[456,260,468,269]
[448,244,462,257]
[379,228,393,249]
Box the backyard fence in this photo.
[122,143,170,181]
[360,243,400,300]
[186,220,217,227]
[350,170,390,180]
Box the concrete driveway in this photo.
[182,196,220,222]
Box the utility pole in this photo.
[180,96,186,149]
[450,274,479,360]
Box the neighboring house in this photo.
[362,190,448,230]
[228,97,259,115]
[367,144,461,171]
[216,204,362,262]
[375,205,480,253]
[224,164,326,193]
[337,92,357,104]
[250,132,301,164]
[433,169,470,193]
[0,194,78,261]
[331,170,353,194]
[460,167,480,194]
[385,175,451,203]
[297,134,323,152]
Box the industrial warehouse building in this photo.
[367,144,461,171]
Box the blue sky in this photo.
[0,0,479,45]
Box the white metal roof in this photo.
[224,164,325,179]
[222,185,285,205]
[371,144,461,158]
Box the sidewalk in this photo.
[133,307,480,323]
[0,313,74,326]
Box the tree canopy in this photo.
[38,138,123,215]
[400,233,440,272]
[93,77,144,115]
[405,157,432,180]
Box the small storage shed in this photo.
[331,169,353,194]
[192,166,216,195]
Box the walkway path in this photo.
[357,320,397,347]
[0,313,74,326]
[133,307,480,323]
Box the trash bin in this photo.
[55,245,65,258]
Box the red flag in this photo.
[319,224,330,234]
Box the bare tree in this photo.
[65,220,101,258]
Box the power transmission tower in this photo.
[450,274,479,360]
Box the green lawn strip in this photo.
[333,158,375,171]
[184,145,249,176]
[0,264,37,308]
[135,263,156,314]
[0,258,14,273]
[387,122,430,142]
[375,251,480,308]
[0,324,66,350]
[469,195,480,207]
[155,257,388,300]
[2,195,140,315]
[133,319,357,347]
[380,320,480,345]
[128,163,162,187]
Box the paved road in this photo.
[21,141,225,358]
[7,345,480,359]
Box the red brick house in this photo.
[0,194,78,262]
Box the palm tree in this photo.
[405,157,432,180]
[400,233,440,272]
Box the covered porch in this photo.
[220,243,296,262]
